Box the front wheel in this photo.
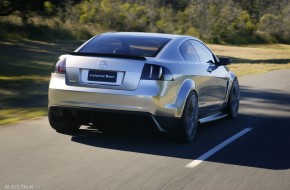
[227,78,240,118]
[177,91,199,143]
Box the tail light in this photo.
[141,64,174,81]
[53,57,66,74]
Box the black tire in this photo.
[177,91,199,143]
[227,78,240,119]
[48,108,80,134]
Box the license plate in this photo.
[87,70,117,83]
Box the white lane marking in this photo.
[186,127,253,168]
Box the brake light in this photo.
[141,64,174,81]
[53,58,66,74]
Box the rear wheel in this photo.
[227,78,240,118]
[48,108,80,133]
[177,91,199,143]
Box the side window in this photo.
[191,40,215,64]
[179,40,199,62]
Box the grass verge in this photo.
[0,41,290,125]
[209,44,290,76]
[0,108,47,125]
[0,39,83,126]
[228,63,290,76]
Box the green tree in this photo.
[0,0,76,22]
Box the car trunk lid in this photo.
[65,54,146,90]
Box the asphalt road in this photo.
[1,69,290,190]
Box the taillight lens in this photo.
[53,58,66,74]
[141,64,174,81]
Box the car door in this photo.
[190,40,229,111]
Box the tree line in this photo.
[1,0,289,44]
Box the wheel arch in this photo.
[229,71,237,85]
[174,79,197,117]
[225,71,238,102]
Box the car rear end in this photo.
[48,33,181,132]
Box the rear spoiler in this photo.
[69,52,147,61]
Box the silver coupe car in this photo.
[48,32,239,142]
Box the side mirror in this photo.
[218,57,231,65]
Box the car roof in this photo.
[100,32,192,40]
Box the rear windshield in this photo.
[79,35,171,57]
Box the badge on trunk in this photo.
[99,61,108,69]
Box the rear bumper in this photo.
[48,74,184,118]
[48,106,180,132]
